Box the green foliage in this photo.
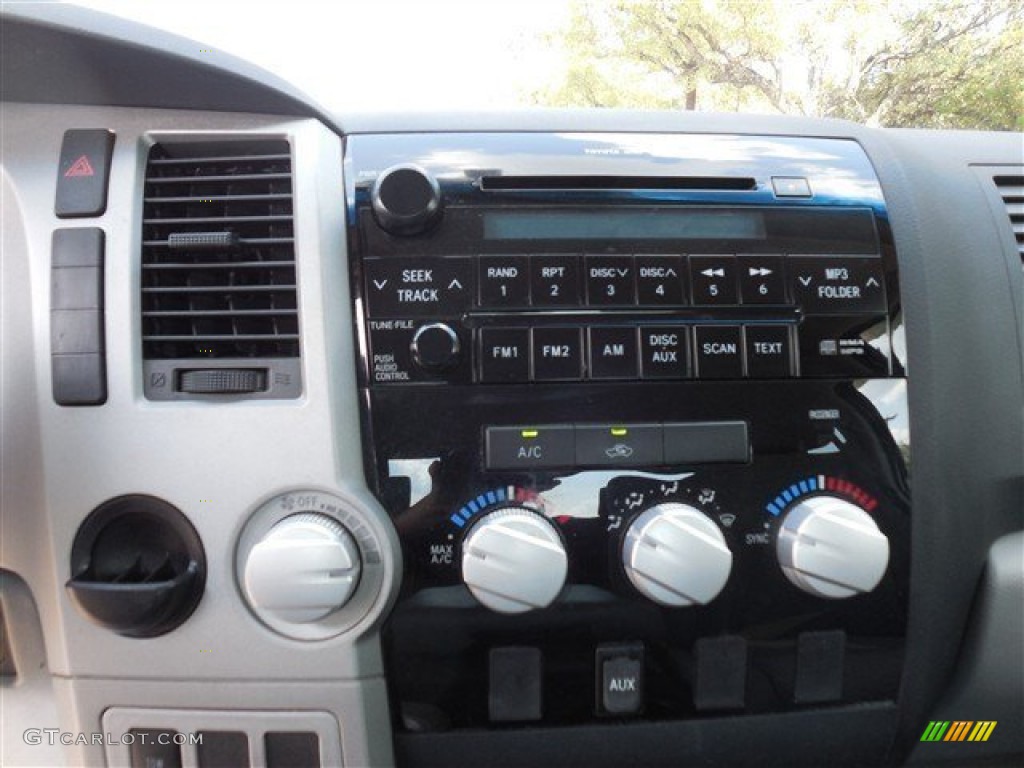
[534,0,1024,130]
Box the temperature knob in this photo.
[621,503,733,607]
[243,513,361,624]
[776,496,889,599]
[461,506,568,614]
[371,164,442,236]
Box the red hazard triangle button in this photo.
[64,155,96,178]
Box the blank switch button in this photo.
[129,729,182,768]
[264,732,320,768]
[197,731,248,767]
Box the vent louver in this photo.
[141,140,299,360]
[993,174,1024,267]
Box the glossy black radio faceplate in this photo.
[344,132,909,732]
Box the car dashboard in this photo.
[1,6,1021,768]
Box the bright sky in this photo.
[71,0,571,111]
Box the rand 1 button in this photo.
[480,328,530,382]
[789,256,886,314]
[690,255,738,305]
[575,424,663,467]
[738,255,786,304]
[531,255,581,306]
[744,325,793,378]
[589,326,639,379]
[486,425,575,469]
[532,327,583,381]
[364,257,473,317]
[586,255,635,305]
[636,255,686,305]
[695,326,743,378]
[640,327,690,379]
[479,255,530,307]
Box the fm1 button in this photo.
[480,328,530,382]
[485,426,575,470]
[640,327,689,379]
[696,326,743,378]
[597,643,644,716]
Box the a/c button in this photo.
[485,425,575,470]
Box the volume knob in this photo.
[622,503,732,607]
[371,164,442,236]
[776,496,889,599]
[461,506,568,614]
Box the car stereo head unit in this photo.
[345,132,909,732]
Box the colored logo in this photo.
[920,721,997,742]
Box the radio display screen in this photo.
[484,209,766,240]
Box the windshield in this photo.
[76,0,1023,129]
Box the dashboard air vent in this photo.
[141,140,299,360]
[993,175,1024,267]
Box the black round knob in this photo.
[371,165,442,236]
[411,323,460,371]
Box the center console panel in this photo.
[345,133,909,737]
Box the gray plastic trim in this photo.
[908,531,1024,764]
[102,708,342,768]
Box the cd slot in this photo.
[479,175,756,191]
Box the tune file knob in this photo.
[410,322,460,370]
[621,502,733,606]
[243,513,362,623]
[776,495,889,598]
[370,164,442,236]
[461,506,568,614]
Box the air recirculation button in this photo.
[65,495,206,637]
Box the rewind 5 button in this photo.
[690,256,738,305]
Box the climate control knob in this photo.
[461,506,568,614]
[371,164,442,236]
[621,503,732,607]
[243,513,361,623]
[776,496,889,599]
